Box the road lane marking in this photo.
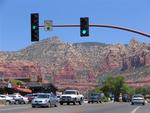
[131,106,141,113]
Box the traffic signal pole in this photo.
[39,24,150,38]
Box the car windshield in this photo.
[37,95,49,98]
[64,91,76,94]
[92,94,99,96]
[133,95,143,98]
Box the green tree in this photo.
[94,87,102,93]
[101,76,127,101]
[122,84,135,96]
[113,76,125,101]
[135,87,150,96]
[101,76,115,97]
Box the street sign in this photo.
[44,20,53,31]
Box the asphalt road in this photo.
[0,102,149,113]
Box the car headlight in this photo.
[71,97,76,100]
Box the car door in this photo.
[0,95,5,100]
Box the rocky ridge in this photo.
[0,37,150,90]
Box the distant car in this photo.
[0,95,15,104]
[25,94,33,103]
[21,96,29,104]
[60,90,84,105]
[9,94,25,104]
[131,94,145,105]
[31,93,58,108]
[122,94,131,102]
[25,93,42,103]
[56,95,61,102]
[88,93,102,103]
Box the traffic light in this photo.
[80,17,89,37]
[31,13,39,41]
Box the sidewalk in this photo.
[0,104,5,108]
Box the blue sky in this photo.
[0,0,150,51]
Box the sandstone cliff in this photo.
[0,37,150,90]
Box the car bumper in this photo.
[132,100,145,104]
[60,100,75,103]
[32,103,49,107]
[60,98,76,103]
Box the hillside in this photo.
[0,37,150,90]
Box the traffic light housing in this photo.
[80,17,89,37]
[31,13,39,41]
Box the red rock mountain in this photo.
[0,37,150,90]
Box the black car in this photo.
[88,93,102,103]
[122,94,131,102]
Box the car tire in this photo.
[73,102,75,105]
[6,101,10,105]
[32,105,35,108]
[67,102,70,105]
[15,101,19,104]
[48,102,51,108]
[60,102,63,105]
[54,104,57,107]
[79,100,82,105]
[131,102,134,105]
[21,101,25,104]
[142,103,145,105]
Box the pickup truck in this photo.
[60,90,84,105]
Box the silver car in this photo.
[131,94,145,105]
[32,93,58,108]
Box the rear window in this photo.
[133,95,143,98]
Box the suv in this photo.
[0,95,15,104]
[88,93,102,103]
[31,93,58,108]
[60,90,84,105]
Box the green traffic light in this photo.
[82,30,87,34]
[32,25,36,30]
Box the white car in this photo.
[131,94,145,105]
[21,96,29,104]
[60,90,84,105]
[0,95,15,104]
[9,94,29,104]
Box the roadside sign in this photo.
[44,20,53,31]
